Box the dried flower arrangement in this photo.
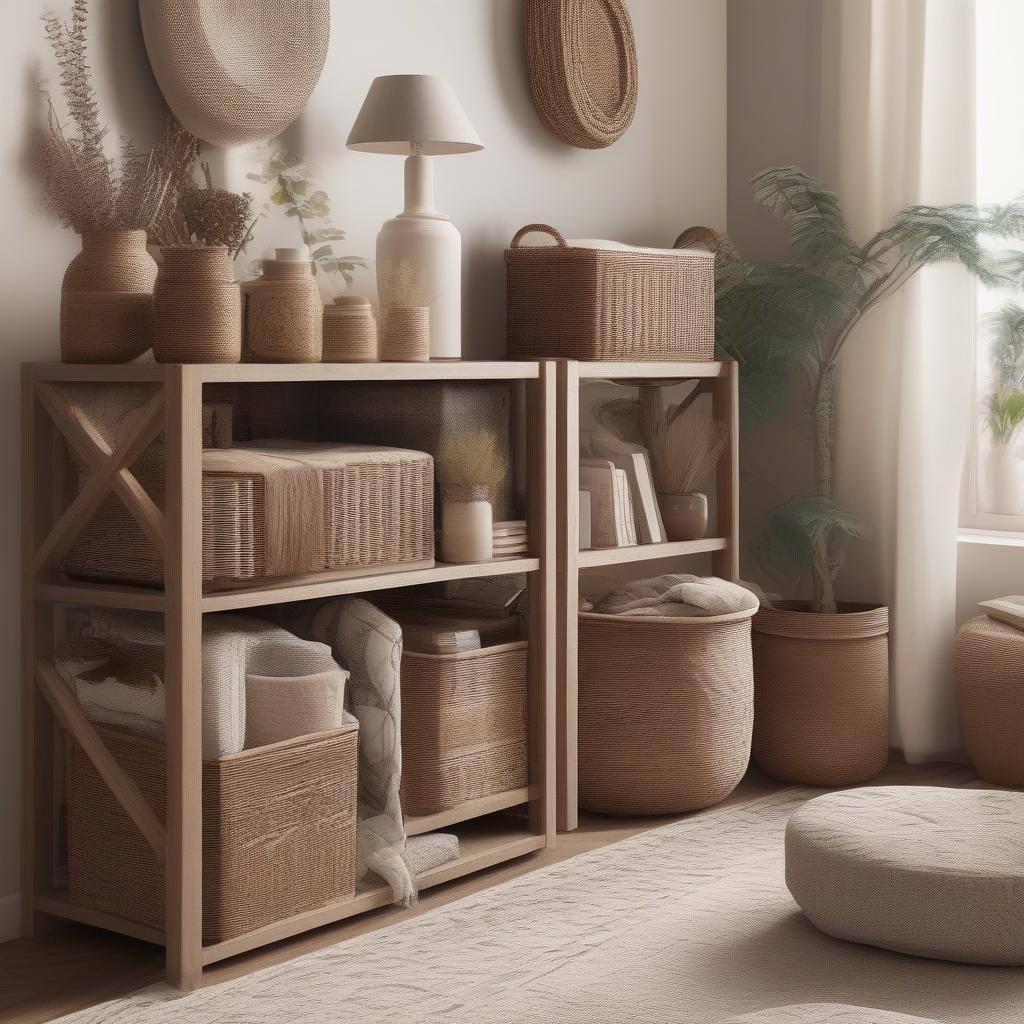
[40,0,198,235]
[436,430,508,497]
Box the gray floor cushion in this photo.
[786,786,1024,965]
[726,1005,943,1024]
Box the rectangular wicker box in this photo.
[67,724,359,945]
[505,224,715,361]
[63,441,435,589]
[400,640,529,816]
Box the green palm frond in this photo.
[985,390,1024,445]
[986,303,1024,391]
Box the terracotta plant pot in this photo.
[657,491,708,541]
[60,230,158,363]
[752,601,889,786]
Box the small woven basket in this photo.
[578,609,755,815]
[400,640,529,816]
[245,254,323,363]
[67,724,359,944]
[380,305,430,362]
[323,296,378,362]
[505,224,714,361]
[955,615,1024,786]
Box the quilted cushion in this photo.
[726,1005,943,1024]
[786,786,1024,965]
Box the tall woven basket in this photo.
[752,603,890,786]
[578,609,755,815]
[67,725,358,944]
[505,224,714,361]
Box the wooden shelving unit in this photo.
[554,359,740,832]
[21,360,557,991]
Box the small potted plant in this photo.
[436,431,508,564]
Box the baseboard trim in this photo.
[0,892,21,944]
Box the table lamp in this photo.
[347,74,483,360]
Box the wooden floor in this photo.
[0,759,978,1024]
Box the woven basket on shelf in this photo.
[955,614,1024,786]
[400,640,529,816]
[67,724,358,944]
[523,0,638,149]
[578,609,755,815]
[245,252,323,363]
[153,245,241,363]
[61,230,158,364]
[752,602,890,786]
[505,224,714,361]
[323,296,378,362]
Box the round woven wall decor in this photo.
[138,0,330,147]
[524,0,638,149]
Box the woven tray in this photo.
[67,724,358,944]
[400,640,529,816]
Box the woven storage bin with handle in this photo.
[67,724,358,944]
[505,224,714,361]
[578,609,755,815]
[400,640,529,816]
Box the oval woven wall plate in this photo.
[139,0,331,147]
[524,0,638,149]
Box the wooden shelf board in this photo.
[36,578,166,612]
[576,360,727,380]
[404,787,533,836]
[37,890,166,946]
[578,536,727,568]
[201,558,540,613]
[201,819,546,965]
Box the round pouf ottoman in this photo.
[726,1005,943,1024]
[785,786,1024,965]
[577,608,755,814]
[955,614,1024,785]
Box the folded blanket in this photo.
[594,574,759,618]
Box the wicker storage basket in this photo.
[752,602,889,786]
[578,609,755,815]
[955,615,1024,786]
[505,224,715,361]
[400,640,529,816]
[64,440,434,589]
[67,724,358,944]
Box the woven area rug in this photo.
[60,788,1024,1024]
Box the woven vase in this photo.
[752,602,890,786]
[153,246,241,363]
[246,250,323,363]
[380,305,430,362]
[657,492,708,541]
[61,230,158,363]
[323,295,377,362]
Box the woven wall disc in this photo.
[524,0,638,149]
[139,0,330,147]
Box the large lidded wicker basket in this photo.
[578,609,755,815]
[505,224,715,361]
[67,724,359,944]
[400,640,529,816]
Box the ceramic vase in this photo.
[657,491,708,541]
[986,443,1022,515]
[153,245,241,363]
[245,248,323,362]
[60,230,158,363]
[323,295,378,362]
[441,486,493,563]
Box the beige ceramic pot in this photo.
[245,248,323,362]
[752,601,889,786]
[60,230,158,363]
[657,491,708,541]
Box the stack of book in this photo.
[579,434,666,550]
[493,520,529,559]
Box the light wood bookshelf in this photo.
[21,360,557,990]
[555,359,740,831]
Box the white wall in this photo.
[0,1,727,932]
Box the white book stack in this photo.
[579,457,638,548]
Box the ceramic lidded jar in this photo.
[153,245,242,363]
[60,230,158,363]
[440,483,494,563]
[322,295,378,362]
[246,247,323,362]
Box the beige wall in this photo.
[0,1,727,930]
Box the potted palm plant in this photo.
[681,166,1024,785]
[982,303,1024,514]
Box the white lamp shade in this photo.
[347,74,483,155]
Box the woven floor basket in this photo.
[67,724,358,944]
[752,603,890,787]
[955,615,1024,786]
[400,640,529,817]
[578,609,755,815]
[505,224,714,361]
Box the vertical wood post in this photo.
[712,361,741,581]
[164,366,204,989]
[555,360,579,832]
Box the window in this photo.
[962,1,1024,532]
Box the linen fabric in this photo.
[726,1006,943,1024]
[594,573,759,618]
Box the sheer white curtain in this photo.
[820,0,975,762]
